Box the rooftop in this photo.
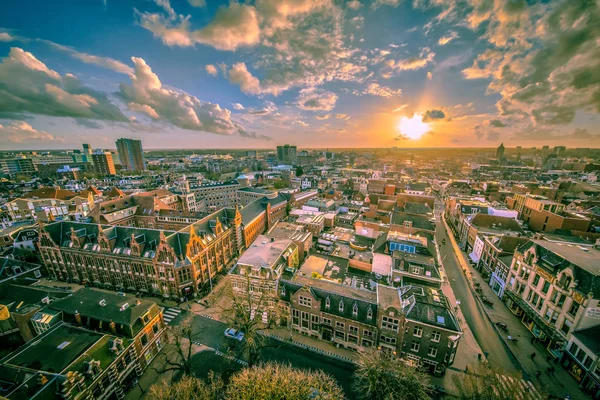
[237,235,295,269]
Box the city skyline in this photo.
[0,0,599,150]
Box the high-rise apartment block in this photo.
[277,144,297,164]
[91,151,116,176]
[116,138,146,171]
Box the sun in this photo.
[397,114,431,140]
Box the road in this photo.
[433,198,522,374]
[189,314,358,398]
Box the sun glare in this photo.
[397,114,430,140]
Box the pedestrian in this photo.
[531,352,537,360]
[535,371,542,379]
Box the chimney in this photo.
[74,310,82,326]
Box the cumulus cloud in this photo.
[335,113,350,120]
[297,88,338,111]
[118,57,253,137]
[373,0,401,9]
[41,41,134,75]
[293,120,309,127]
[361,82,402,98]
[232,103,245,110]
[188,0,206,7]
[0,121,63,143]
[489,119,506,128]
[0,32,14,42]
[0,47,128,121]
[316,114,330,120]
[347,0,362,10]
[447,0,600,127]
[205,64,218,76]
[136,3,260,51]
[438,31,458,45]
[228,62,284,96]
[382,48,435,77]
[422,109,445,122]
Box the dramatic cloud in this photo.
[0,47,128,121]
[118,57,253,137]
[128,102,160,119]
[136,3,261,50]
[438,31,458,46]
[42,41,134,75]
[453,0,600,127]
[489,119,506,128]
[0,121,63,143]
[228,62,262,95]
[422,109,445,122]
[296,88,338,111]
[205,64,218,76]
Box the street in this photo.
[433,199,522,374]
[189,314,358,398]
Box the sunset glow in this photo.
[397,114,430,140]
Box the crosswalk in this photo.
[162,307,181,325]
[496,374,544,400]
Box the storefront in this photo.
[581,372,600,400]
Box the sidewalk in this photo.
[442,214,590,400]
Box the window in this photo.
[339,300,344,312]
[335,321,345,329]
[301,311,309,329]
[380,335,397,345]
[431,331,441,343]
[382,316,400,332]
[325,297,330,309]
[352,303,358,317]
[363,329,373,338]
[322,317,332,325]
[560,318,572,335]
[428,346,438,357]
[584,356,593,369]
[532,274,540,287]
[299,296,312,307]
[367,307,373,320]
[349,325,359,334]
[292,309,299,326]
[541,281,550,295]
[141,334,148,346]
[348,335,358,344]
[569,342,580,355]
[411,341,420,352]
[568,302,580,317]
[311,315,319,331]
[557,294,566,307]
[152,323,159,334]
[362,339,373,347]
[335,330,345,339]
[413,326,423,338]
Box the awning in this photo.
[468,252,480,263]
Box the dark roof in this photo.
[402,202,433,215]
[573,325,600,355]
[399,285,461,332]
[470,214,523,232]
[49,288,158,330]
[391,213,435,231]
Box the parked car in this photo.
[224,328,245,341]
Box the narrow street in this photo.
[434,199,522,374]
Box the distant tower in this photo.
[115,138,147,171]
[495,143,505,159]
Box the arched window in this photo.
[339,299,344,312]
[325,297,330,309]
[352,303,358,317]
[367,307,373,320]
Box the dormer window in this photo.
[280,285,286,296]
[325,297,330,309]
[339,300,344,312]
[352,303,358,317]
[367,307,373,320]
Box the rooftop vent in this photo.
[99,299,107,307]
[120,302,129,311]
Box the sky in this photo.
[0,0,599,150]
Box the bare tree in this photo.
[225,362,345,400]
[354,349,432,400]
[223,276,282,367]
[153,321,198,377]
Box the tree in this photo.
[225,362,344,400]
[223,276,283,367]
[354,350,432,400]
[453,364,541,400]
[273,180,287,189]
[153,322,198,377]
[147,374,224,400]
[295,166,304,177]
